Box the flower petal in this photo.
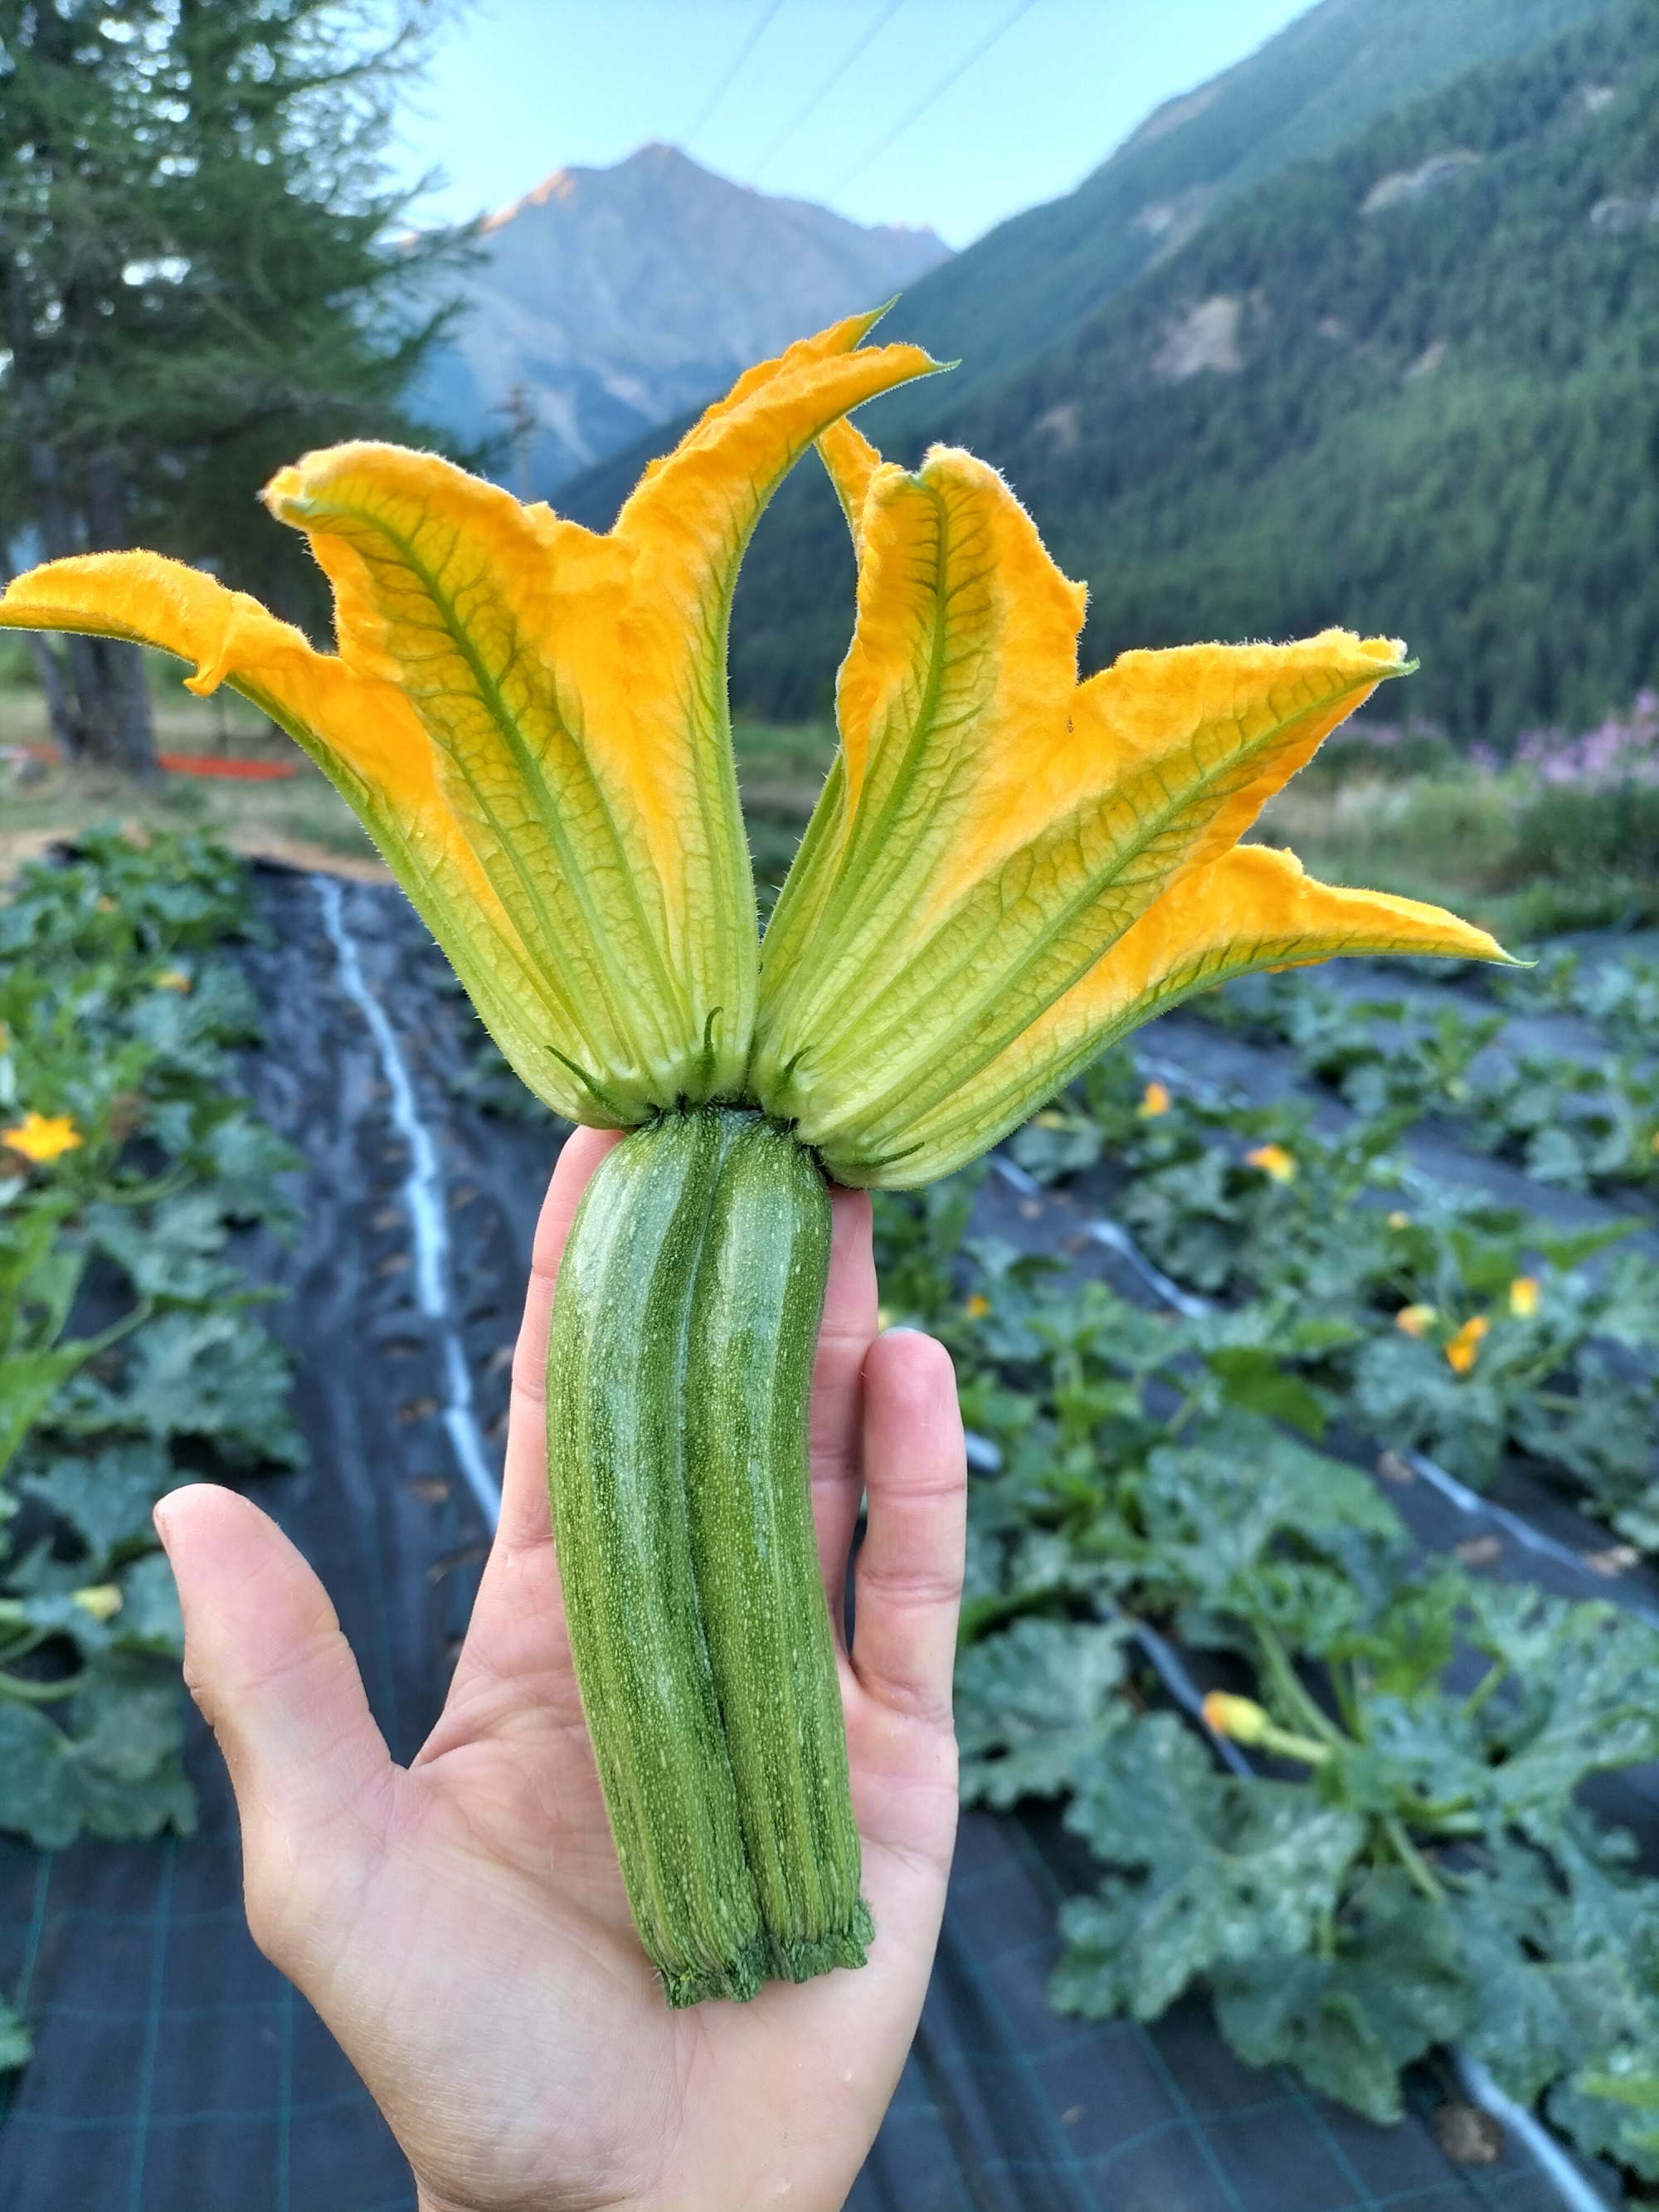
[262,311,938,1110]
[0,552,604,1119]
[813,845,1508,1186]
[1,314,941,1124]
[755,441,1406,1145]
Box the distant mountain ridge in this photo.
[716,0,1659,743]
[415,144,948,495]
[559,0,1617,539]
[869,0,1618,407]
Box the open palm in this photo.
[156,1128,966,2212]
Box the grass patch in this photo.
[11,670,1652,942]
[1258,767,1659,939]
[731,715,836,899]
[2,676,383,879]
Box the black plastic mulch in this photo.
[0,871,1605,2210]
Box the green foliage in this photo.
[956,1618,1131,1807]
[0,0,469,632]
[1054,1717,1366,2020]
[0,828,302,2056]
[1511,784,1659,908]
[894,969,1659,2166]
[724,0,1659,742]
[1197,967,1659,1193]
[951,1260,1659,2149]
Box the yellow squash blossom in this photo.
[1395,1303,1438,1338]
[1445,1314,1491,1376]
[1201,1691,1329,1766]
[1245,1143,1297,1185]
[1509,1275,1541,1318]
[0,310,1506,1187]
[71,1584,124,1622]
[0,311,1520,2016]
[2,1112,84,1164]
[1140,1080,1172,1118]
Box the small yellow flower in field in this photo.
[1509,1276,1540,1318]
[1396,1303,1438,1337]
[1445,1314,1490,1376]
[1032,1109,1066,1128]
[1202,1690,1330,1764]
[154,968,192,994]
[1650,1128,1659,1156]
[2,1111,83,1163]
[1202,1691,1269,1744]
[1388,1210,1411,1230]
[71,1585,123,1622]
[1140,1080,1171,1118]
[964,1292,991,1321]
[1246,1143,1297,1183]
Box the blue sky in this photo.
[401,0,1315,249]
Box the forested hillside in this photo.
[721,0,1659,743]
[871,0,1613,408]
[557,0,1613,541]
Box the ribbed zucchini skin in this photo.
[547,1110,768,2005]
[685,1116,873,1981]
[547,1106,871,2005]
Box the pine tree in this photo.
[0,1,467,772]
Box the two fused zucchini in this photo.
[547,1106,871,2005]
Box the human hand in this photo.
[155,1128,966,2212]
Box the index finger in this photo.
[498,1125,620,1548]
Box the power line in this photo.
[684,0,789,149]
[829,0,1040,198]
[749,0,907,183]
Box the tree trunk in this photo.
[3,268,158,778]
[0,549,82,754]
[23,636,80,757]
[81,451,159,781]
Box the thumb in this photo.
[154,1484,395,1969]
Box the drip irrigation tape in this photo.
[1403,1452,1659,1630]
[994,1156,1209,1315]
[991,1149,1659,1625]
[315,878,501,1530]
[1457,2059,1613,2212]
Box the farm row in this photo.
[8,829,1659,2198]
[875,946,1659,2190]
[0,831,303,2073]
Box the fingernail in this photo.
[882,1324,926,1338]
[152,1499,176,1554]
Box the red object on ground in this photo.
[9,741,297,780]
[157,753,298,781]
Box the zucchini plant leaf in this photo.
[58,1310,304,1467]
[17,1444,182,1569]
[0,1347,95,1481]
[0,1658,195,1851]
[1053,1715,1365,2021]
[956,1618,1131,1807]
[1214,1870,1470,2126]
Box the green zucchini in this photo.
[685,1114,873,1981]
[547,1105,871,2005]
